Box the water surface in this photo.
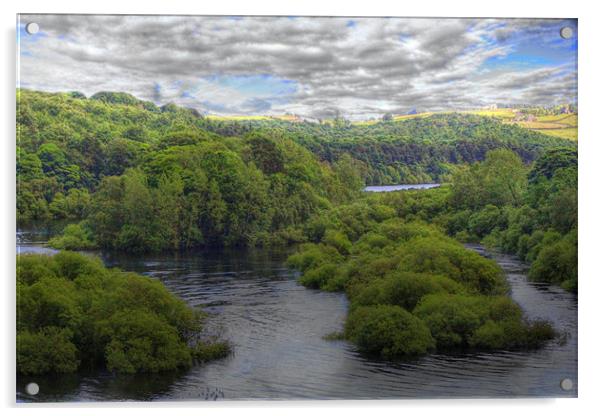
[364,183,440,192]
[17,234,577,401]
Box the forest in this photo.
[17,89,577,374]
[18,90,366,251]
[18,89,574,251]
[287,147,576,356]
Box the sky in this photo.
[17,15,577,120]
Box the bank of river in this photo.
[17,229,577,401]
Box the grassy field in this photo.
[203,108,577,140]
[465,109,578,141]
[534,127,577,140]
[205,114,302,122]
[392,112,435,121]
[467,108,516,120]
[354,112,435,126]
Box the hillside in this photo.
[17,89,576,224]
[201,110,573,184]
[17,89,366,247]
[466,109,578,141]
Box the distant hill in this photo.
[17,89,575,187]
[198,110,574,184]
[465,108,577,141]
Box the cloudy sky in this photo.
[18,15,577,120]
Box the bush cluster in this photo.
[288,213,555,359]
[17,252,230,375]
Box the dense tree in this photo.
[447,148,577,291]
[17,89,574,226]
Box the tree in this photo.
[246,134,285,174]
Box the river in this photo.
[364,184,440,192]
[16,228,577,401]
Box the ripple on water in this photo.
[17,243,577,401]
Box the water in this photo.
[16,234,577,401]
[364,183,440,192]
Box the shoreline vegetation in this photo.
[287,217,555,358]
[17,89,577,372]
[17,251,231,375]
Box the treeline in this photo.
[284,147,575,357]
[17,252,230,375]
[446,147,577,291]
[17,91,575,228]
[17,89,576,261]
[18,90,364,251]
[353,147,577,291]
[200,113,573,184]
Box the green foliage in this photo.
[17,327,79,375]
[245,133,285,174]
[104,310,192,374]
[322,229,352,255]
[91,91,149,106]
[468,205,505,238]
[48,223,97,250]
[18,90,573,230]
[19,88,362,251]
[450,149,527,209]
[396,236,507,295]
[345,305,435,358]
[529,147,577,182]
[48,188,91,220]
[17,90,574,362]
[529,230,577,289]
[286,243,343,273]
[16,252,229,374]
[352,271,463,311]
[446,148,577,293]
[414,294,554,350]
[192,341,232,363]
[205,112,570,185]
[288,200,551,357]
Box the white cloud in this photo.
[18,15,577,120]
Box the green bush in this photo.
[352,271,463,310]
[49,223,97,250]
[192,341,232,363]
[322,229,352,255]
[468,205,504,238]
[414,293,554,350]
[446,209,472,236]
[52,250,105,280]
[17,254,58,285]
[286,244,343,273]
[397,236,508,295]
[469,318,555,350]
[104,310,192,374]
[16,252,229,374]
[298,262,339,290]
[529,230,577,290]
[17,327,79,374]
[413,294,487,348]
[345,305,435,358]
[18,275,82,331]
